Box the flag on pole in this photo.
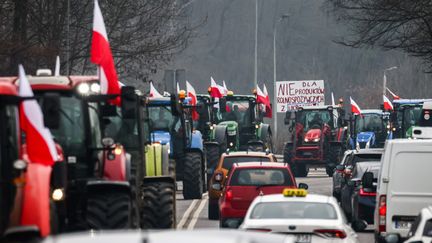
[90,0,121,104]
[176,82,180,94]
[350,97,362,115]
[331,92,335,106]
[186,81,199,120]
[210,77,223,98]
[386,87,400,100]
[18,65,57,236]
[149,82,163,98]
[54,56,60,76]
[222,81,228,96]
[383,95,393,111]
[262,84,272,118]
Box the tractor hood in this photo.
[219,121,238,135]
[150,131,171,145]
[304,129,321,142]
[356,131,375,149]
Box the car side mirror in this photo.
[219,98,226,113]
[362,172,374,189]
[211,183,222,191]
[336,165,344,171]
[298,183,308,190]
[42,93,60,129]
[120,86,137,119]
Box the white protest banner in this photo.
[276,80,325,112]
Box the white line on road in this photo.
[187,195,208,230]
[177,199,198,229]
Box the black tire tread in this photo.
[141,181,175,229]
[183,152,203,199]
[86,191,131,229]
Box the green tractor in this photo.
[104,87,176,229]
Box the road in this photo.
[175,167,374,242]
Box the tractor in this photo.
[103,86,176,229]
[146,91,206,200]
[283,105,348,177]
[349,109,390,149]
[5,71,136,231]
[389,99,432,138]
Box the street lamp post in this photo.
[273,14,289,144]
[383,66,397,96]
[254,0,258,88]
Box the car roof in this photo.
[231,162,287,169]
[352,148,384,154]
[222,151,273,157]
[254,193,334,204]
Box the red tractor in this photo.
[283,105,348,177]
[0,81,65,241]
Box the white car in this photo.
[239,189,359,243]
[404,206,432,243]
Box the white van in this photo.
[374,138,432,243]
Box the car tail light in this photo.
[314,229,346,239]
[344,168,352,177]
[246,228,271,232]
[214,172,223,182]
[378,195,386,233]
[359,188,376,196]
[225,189,233,201]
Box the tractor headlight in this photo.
[304,138,309,142]
[313,138,320,142]
[52,188,65,201]
[365,140,371,149]
[255,124,260,129]
[77,83,90,94]
[229,142,234,147]
[90,83,101,93]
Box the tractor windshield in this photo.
[224,99,252,127]
[298,109,332,130]
[354,113,384,134]
[402,106,422,128]
[148,105,177,132]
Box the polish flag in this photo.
[18,65,57,236]
[186,81,199,120]
[263,84,272,118]
[222,81,228,96]
[210,77,223,98]
[386,88,400,100]
[90,0,121,104]
[256,85,267,105]
[176,82,180,94]
[149,82,163,98]
[350,97,362,114]
[383,95,393,111]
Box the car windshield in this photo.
[355,113,384,133]
[148,105,176,132]
[229,168,293,186]
[298,110,332,130]
[222,156,271,169]
[250,202,338,220]
[223,100,251,126]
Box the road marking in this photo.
[177,199,198,229]
[187,195,208,230]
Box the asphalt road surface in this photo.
[175,166,374,242]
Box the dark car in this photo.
[332,148,383,202]
[350,162,380,231]
[340,160,381,222]
[218,162,299,228]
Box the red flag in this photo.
[263,84,272,118]
[186,81,199,121]
[210,77,223,98]
[90,0,121,104]
[383,95,393,111]
[256,85,267,105]
[149,82,163,98]
[18,65,57,236]
[350,97,362,115]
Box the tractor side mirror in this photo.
[42,93,60,129]
[120,86,137,119]
[219,98,227,113]
[362,172,374,189]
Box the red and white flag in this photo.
[90,0,121,104]
[186,81,199,120]
[222,81,228,96]
[210,77,223,98]
[176,82,180,94]
[150,82,163,98]
[256,85,267,105]
[383,95,393,111]
[263,84,272,118]
[350,97,362,114]
[386,87,400,100]
[19,65,57,165]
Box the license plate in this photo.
[395,220,412,229]
[295,234,311,243]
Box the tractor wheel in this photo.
[205,144,220,179]
[50,201,59,234]
[208,199,219,220]
[283,143,293,164]
[86,191,132,229]
[183,152,203,200]
[296,164,309,177]
[141,181,175,229]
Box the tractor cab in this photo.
[390,99,432,138]
[350,110,389,149]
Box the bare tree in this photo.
[326,0,432,70]
[0,0,203,81]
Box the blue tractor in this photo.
[349,109,390,149]
[146,93,206,199]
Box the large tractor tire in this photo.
[86,191,132,229]
[296,164,309,177]
[141,181,175,229]
[205,144,220,180]
[183,152,203,200]
[326,145,342,177]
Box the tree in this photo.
[0,0,202,80]
[326,0,432,70]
